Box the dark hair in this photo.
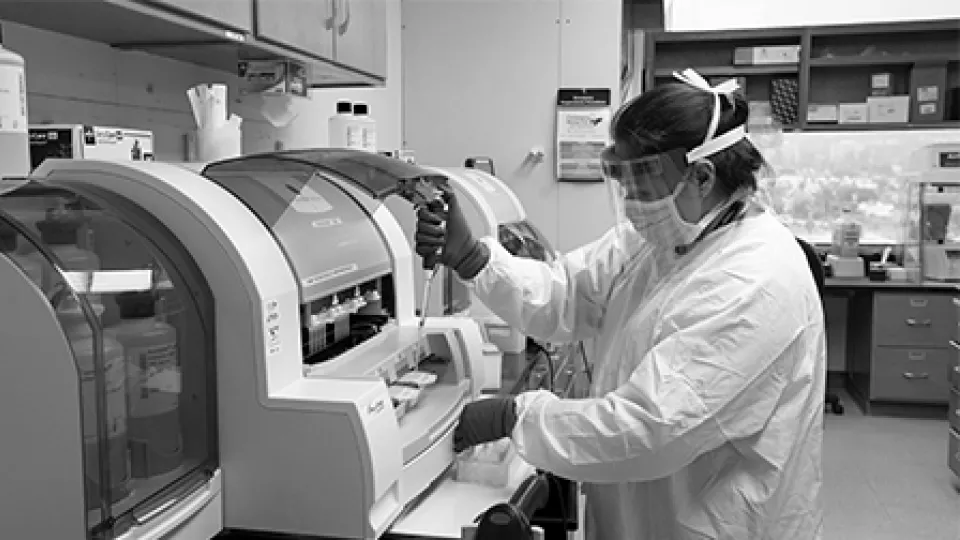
[611,82,769,196]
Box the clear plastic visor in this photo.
[601,146,687,236]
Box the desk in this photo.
[824,278,958,415]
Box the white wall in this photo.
[3,22,278,162]
[402,0,621,252]
[3,0,402,162]
[278,0,402,151]
[666,0,960,31]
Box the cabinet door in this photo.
[147,0,253,32]
[255,0,335,59]
[332,0,386,78]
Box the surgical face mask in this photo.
[623,182,701,248]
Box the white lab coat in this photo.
[467,210,825,540]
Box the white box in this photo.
[838,103,869,124]
[866,96,910,124]
[734,45,801,65]
[806,104,838,123]
[29,125,154,170]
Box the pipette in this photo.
[396,176,448,361]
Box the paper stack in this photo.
[187,83,243,161]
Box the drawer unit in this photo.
[873,293,955,347]
[950,429,960,478]
[950,342,960,388]
[869,347,950,402]
[950,388,960,433]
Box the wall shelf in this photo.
[644,18,960,133]
[802,121,960,131]
[653,65,799,77]
[809,54,960,67]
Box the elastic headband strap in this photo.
[672,68,746,162]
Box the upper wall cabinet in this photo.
[146,0,253,32]
[331,0,387,79]
[0,0,385,87]
[255,0,335,60]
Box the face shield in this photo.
[604,68,750,252]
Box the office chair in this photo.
[795,237,844,415]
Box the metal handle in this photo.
[955,365,960,375]
[905,318,932,327]
[909,298,928,308]
[950,340,960,351]
[902,372,930,380]
[953,297,960,307]
[907,351,927,361]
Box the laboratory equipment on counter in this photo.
[903,143,960,282]
[826,207,865,278]
[0,149,499,540]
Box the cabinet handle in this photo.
[335,0,351,35]
[950,340,960,351]
[902,372,930,380]
[905,318,932,327]
[907,351,927,361]
[953,298,960,307]
[909,298,928,308]
[955,365,960,375]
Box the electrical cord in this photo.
[579,341,592,384]
[527,339,555,392]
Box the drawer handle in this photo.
[954,298,960,307]
[902,372,930,380]
[907,351,927,361]
[955,366,960,375]
[951,340,960,351]
[905,318,932,327]
[909,298,929,308]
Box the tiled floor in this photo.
[823,392,960,540]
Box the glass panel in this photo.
[498,220,558,263]
[758,129,960,244]
[0,184,216,537]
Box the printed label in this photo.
[346,125,362,149]
[264,298,282,356]
[0,64,27,134]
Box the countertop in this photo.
[825,278,960,291]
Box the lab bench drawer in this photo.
[950,343,960,389]
[950,429,960,478]
[870,347,950,403]
[873,293,955,347]
[950,389,960,434]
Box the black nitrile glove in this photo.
[415,186,490,280]
[453,397,518,453]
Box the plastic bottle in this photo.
[328,100,362,150]
[111,291,182,478]
[353,102,377,153]
[0,221,42,287]
[831,207,862,258]
[36,213,101,303]
[59,298,131,509]
[0,29,30,180]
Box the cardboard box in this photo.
[237,60,308,97]
[806,103,838,123]
[910,62,947,123]
[838,103,869,124]
[733,45,801,65]
[29,125,154,171]
[871,72,893,96]
[866,96,910,124]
